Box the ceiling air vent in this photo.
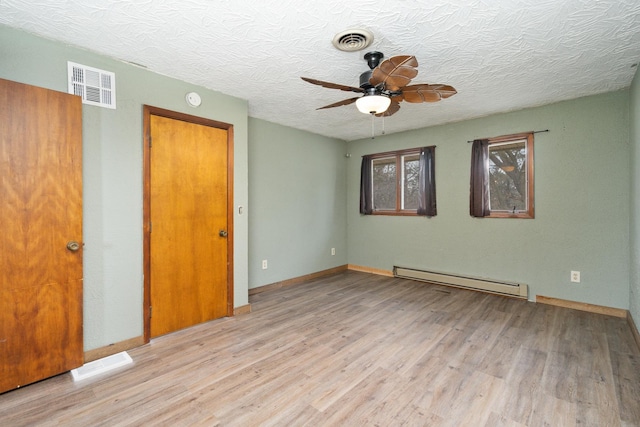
[67,61,116,109]
[332,29,373,52]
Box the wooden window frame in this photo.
[486,132,534,219]
[370,147,421,216]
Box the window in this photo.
[470,132,534,218]
[360,146,436,216]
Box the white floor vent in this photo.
[67,61,116,109]
[71,351,133,382]
[394,266,528,299]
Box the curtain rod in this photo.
[466,129,549,143]
[360,145,436,158]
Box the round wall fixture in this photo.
[185,92,201,107]
[332,29,373,52]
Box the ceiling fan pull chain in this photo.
[382,115,386,135]
[371,113,375,139]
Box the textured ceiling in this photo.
[1,0,639,141]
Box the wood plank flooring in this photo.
[1,271,639,426]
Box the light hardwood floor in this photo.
[1,271,639,426]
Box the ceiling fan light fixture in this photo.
[356,94,391,114]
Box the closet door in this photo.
[147,111,232,338]
[0,78,84,393]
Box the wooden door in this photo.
[147,110,233,338]
[0,78,84,393]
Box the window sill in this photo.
[372,210,419,217]
[487,211,534,219]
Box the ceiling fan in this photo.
[301,51,457,117]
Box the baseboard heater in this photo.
[393,266,528,299]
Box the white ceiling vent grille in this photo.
[67,61,116,109]
[332,29,373,52]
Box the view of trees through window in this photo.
[488,140,527,212]
[372,157,396,210]
[372,153,420,211]
[402,154,420,210]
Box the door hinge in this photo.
[149,221,152,233]
[149,306,152,318]
[148,135,152,147]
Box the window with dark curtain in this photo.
[469,139,490,217]
[360,146,436,216]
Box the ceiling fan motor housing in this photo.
[359,70,373,89]
[360,52,384,90]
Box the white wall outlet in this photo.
[262,259,268,270]
[331,248,335,256]
[570,271,580,283]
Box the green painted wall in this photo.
[347,91,630,309]
[0,25,250,351]
[630,68,640,327]
[248,118,347,288]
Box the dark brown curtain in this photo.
[417,146,437,216]
[470,139,490,217]
[359,155,373,214]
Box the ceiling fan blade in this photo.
[316,97,360,110]
[301,77,364,93]
[401,84,457,103]
[370,55,419,91]
[375,100,401,117]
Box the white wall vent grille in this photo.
[67,61,116,109]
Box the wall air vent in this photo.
[67,61,116,109]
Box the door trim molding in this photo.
[142,105,235,343]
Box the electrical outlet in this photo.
[331,248,335,256]
[262,259,268,270]
[570,271,580,283]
